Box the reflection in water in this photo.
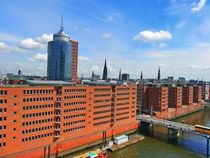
[109,108,210,158]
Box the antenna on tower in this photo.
[61,15,64,31]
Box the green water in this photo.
[109,108,210,158]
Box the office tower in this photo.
[47,17,78,82]
[122,73,130,81]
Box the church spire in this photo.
[102,59,108,80]
[158,67,161,81]
[140,71,143,80]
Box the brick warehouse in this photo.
[0,82,138,158]
[138,84,203,119]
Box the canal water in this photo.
[109,107,210,158]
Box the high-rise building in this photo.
[118,69,122,81]
[122,73,130,81]
[102,59,107,80]
[47,17,78,82]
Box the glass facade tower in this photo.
[47,20,73,81]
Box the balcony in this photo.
[55,113,61,117]
[54,135,60,138]
[55,106,61,110]
[55,128,60,131]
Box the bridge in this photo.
[137,114,210,158]
[137,114,209,137]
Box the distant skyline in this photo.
[0,0,210,80]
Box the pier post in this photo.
[207,137,209,158]
[168,128,178,140]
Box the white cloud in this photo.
[133,30,172,42]
[29,53,47,62]
[36,34,53,44]
[102,32,112,39]
[78,56,89,61]
[19,33,53,50]
[191,0,207,13]
[0,42,8,50]
[20,38,43,49]
[176,20,187,29]
[105,12,122,22]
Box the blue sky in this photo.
[1,0,210,80]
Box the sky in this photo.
[1,0,210,80]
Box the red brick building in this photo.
[0,84,138,158]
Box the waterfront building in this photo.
[102,59,108,80]
[0,81,138,158]
[182,86,193,106]
[47,17,78,82]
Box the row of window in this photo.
[63,119,85,126]
[93,120,110,126]
[116,107,129,111]
[94,99,111,103]
[116,102,129,106]
[0,90,7,95]
[93,110,111,115]
[0,125,6,130]
[64,95,86,99]
[117,88,130,91]
[116,97,129,101]
[23,89,53,95]
[94,94,111,98]
[0,108,6,113]
[22,118,53,126]
[93,115,110,120]
[63,126,85,133]
[116,93,130,96]
[116,116,129,121]
[22,111,53,118]
[0,99,7,104]
[0,134,6,138]
[23,97,53,102]
[94,88,111,92]
[116,112,129,116]
[22,126,53,134]
[22,133,53,142]
[94,104,111,109]
[64,108,86,113]
[64,101,86,106]
[23,104,54,110]
[63,113,86,119]
[0,117,6,121]
[64,89,86,93]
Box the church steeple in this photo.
[102,59,108,80]
[158,67,161,81]
[140,71,143,80]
